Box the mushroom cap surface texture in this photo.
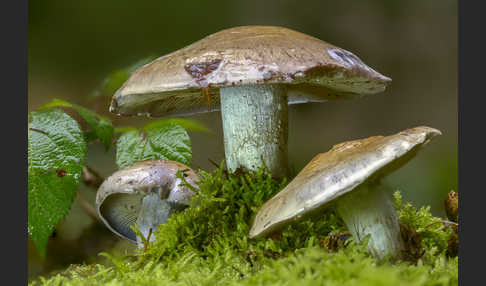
[249,126,441,238]
[110,25,391,117]
[96,160,199,242]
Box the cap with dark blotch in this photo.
[96,160,199,242]
[249,126,441,238]
[110,26,391,117]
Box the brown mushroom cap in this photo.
[249,126,441,238]
[111,26,391,117]
[96,160,199,242]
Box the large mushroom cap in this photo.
[96,160,199,242]
[111,25,391,117]
[249,126,441,238]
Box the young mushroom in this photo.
[96,160,199,248]
[110,26,391,178]
[249,126,441,260]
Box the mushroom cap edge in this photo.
[249,126,441,238]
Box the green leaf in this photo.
[94,55,158,96]
[39,99,114,151]
[144,118,211,133]
[114,126,138,134]
[28,109,87,257]
[116,122,192,169]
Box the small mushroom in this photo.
[96,160,199,248]
[110,26,391,178]
[249,126,441,260]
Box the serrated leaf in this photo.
[39,99,114,151]
[116,122,191,169]
[144,118,211,133]
[28,109,87,257]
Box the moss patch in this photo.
[30,165,458,286]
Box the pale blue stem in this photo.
[220,84,289,178]
[335,182,405,260]
[135,191,172,248]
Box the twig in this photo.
[143,228,153,252]
[82,165,104,190]
[76,192,100,223]
[208,158,221,169]
[425,220,458,229]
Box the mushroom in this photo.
[110,26,391,178]
[249,126,441,260]
[96,160,199,248]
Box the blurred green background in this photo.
[28,0,457,279]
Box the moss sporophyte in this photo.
[31,163,457,286]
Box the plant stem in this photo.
[76,192,100,223]
[220,84,289,178]
[82,165,104,190]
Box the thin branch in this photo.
[76,192,100,223]
[208,158,222,169]
[82,165,104,190]
[143,228,153,252]
[425,220,458,229]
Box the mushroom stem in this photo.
[334,181,405,261]
[135,191,172,248]
[220,84,289,178]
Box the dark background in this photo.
[28,0,458,279]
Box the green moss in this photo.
[30,165,458,286]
